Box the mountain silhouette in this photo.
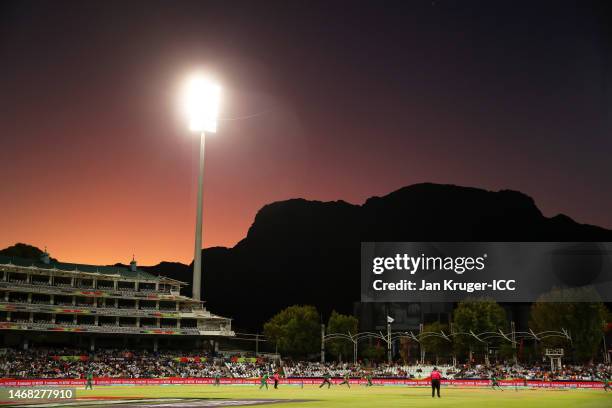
[4,183,612,331]
[177,183,612,330]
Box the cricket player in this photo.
[319,372,332,389]
[604,377,610,392]
[491,374,503,391]
[259,372,269,390]
[214,371,221,386]
[364,373,373,387]
[85,370,94,390]
[339,372,351,388]
[273,371,280,389]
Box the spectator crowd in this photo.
[0,347,609,382]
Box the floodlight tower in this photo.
[184,75,221,300]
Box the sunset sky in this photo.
[1,0,611,265]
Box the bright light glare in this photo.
[184,76,221,133]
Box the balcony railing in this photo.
[0,280,181,299]
[0,321,208,335]
[0,301,187,318]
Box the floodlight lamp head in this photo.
[184,76,221,133]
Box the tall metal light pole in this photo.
[192,132,206,300]
[184,75,221,301]
[320,324,325,363]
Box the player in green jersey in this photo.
[85,371,94,390]
[339,373,351,388]
[319,372,332,389]
[491,375,503,391]
[259,373,269,390]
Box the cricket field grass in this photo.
[13,384,610,408]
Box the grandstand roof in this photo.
[0,255,160,281]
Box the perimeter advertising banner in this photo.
[0,378,607,388]
[361,242,612,302]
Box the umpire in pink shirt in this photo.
[430,367,442,398]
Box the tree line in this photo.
[263,293,610,364]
